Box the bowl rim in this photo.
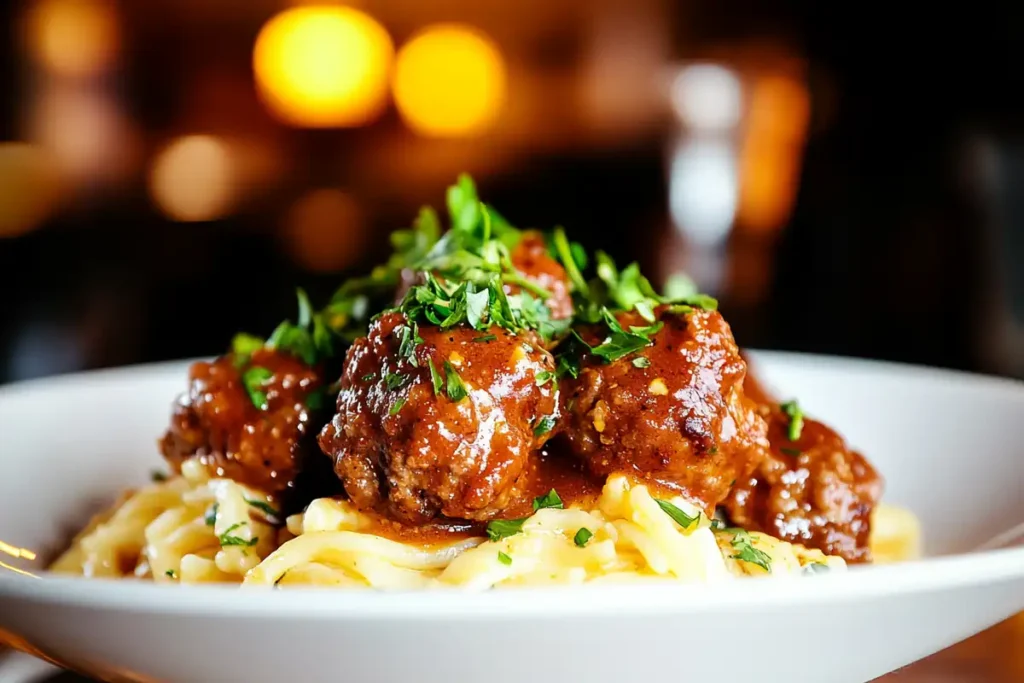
[2,352,1023,619]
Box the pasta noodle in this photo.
[51,458,920,588]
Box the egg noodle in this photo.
[51,457,919,587]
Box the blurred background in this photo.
[2,0,1024,384]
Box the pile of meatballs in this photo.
[159,218,881,563]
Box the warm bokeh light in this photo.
[27,84,138,184]
[392,24,507,138]
[0,143,63,238]
[281,189,366,272]
[253,6,393,128]
[24,0,119,77]
[149,136,236,222]
[736,74,810,233]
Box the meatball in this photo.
[560,306,768,513]
[159,348,325,495]
[723,372,883,562]
[318,312,560,523]
[507,231,573,320]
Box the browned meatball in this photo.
[723,370,883,562]
[318,312,560,523]
[507,231,573,320]
[159,348,325,495]
[560,306,768,513]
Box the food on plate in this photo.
[51,175,919,589]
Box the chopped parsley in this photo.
[532,489,564,511]
[533,415,557,437]
[535,370,555,386]
[632,356,651,369]
[574,528,593,547]
[204,503,219,527]
[443,361,468,401]
[165,569,177,579]
[231,333,264,367]
[389,397,407,416]
[655,499,700,530]
[304,389,326,411]
[245,498,281,522]
[241,366,273,410]
[497,551,513,566]
[428,358,444,395]
[730,530,772,572]
[780,400,804,441]
[361,372,376,382]
[486,518,526,542]
[472,334,497,343]
[218,522,258,548]
[709,518,727,531]
[384,372,412,391]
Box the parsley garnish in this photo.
[385,372,412,391]
[533,415,557,437]
[204,503,219,527]
[428,358,444,395]
[241,366,273,410]
[245,498,281,522]
[532,489,564,511]
[486,518,525,542]
[535,370,555,386]
[574,528,593,547]
[710,518,726,531]
[655,499,700,530]
[780,400,804,441]
[730,530,772,572]
[497,551,513,566]
[218,522,257,547]
[165,569,177,579]
[361,372,376,382]
[632,356,651,369]
[389,397,407,416]
[231,333,264,367]
[304,389,326,411]
[443,361,468,401]
[473,334,497,343]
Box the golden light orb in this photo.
[149,136,236,222]
[0,143,63,238]
[25,0,119,77]
[253,6,394,128]
[392,24,507,138]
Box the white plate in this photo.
[1,353,1023,683]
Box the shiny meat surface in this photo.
[507,231,573,320]
[560,306,768,513]
[159,348,324,495]
[318,312,560,523]
[723,371,883,562]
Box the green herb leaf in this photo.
[497,551,513,566]
[242,366,273,410]
[466,287,490,329]
[552,227,590,297]
[389,396,407,416]
[473,334,497,343]
[535,370,555,386]
[730,530,772,572]
[486,518,526,542]
[428,358,444,395]
[655,499,700,530]
[663,273,698,300]
[218,522,258,547]
[295,287,313,328]
[165,569,177,579]
[574,528,593,547]
[305,389,325,411]
[532,489,564,511]
[632,356,651,368]
[780,400,804,441]
[204,503,219,527]
[443,361,468,401]
[231,333,265,367]
[245,498,281,521]
[533,415,557,437]
[385,372,412,391]
[710,518,726,531]
[362,372,376,382]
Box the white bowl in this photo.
[1,353,1023,683]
